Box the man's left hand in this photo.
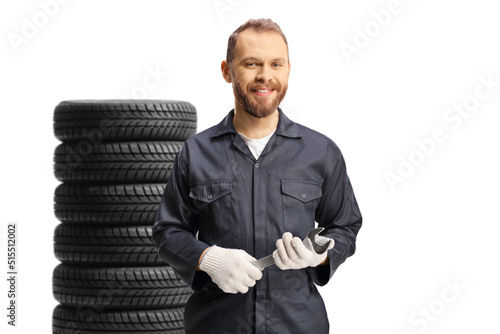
[273,232,334,270]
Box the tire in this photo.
[54,183,165,204]
[54,100,196,142]
[54,141,181,183]
[54,244,163,266]
[55,162,173,183]
[54,203,160,224]
[52,305,185,333]
[54,224,154,245]
[53,265,190,309]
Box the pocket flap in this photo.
[189,180,233,203]
[281,180,322,203]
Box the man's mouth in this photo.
[252,88,275,96]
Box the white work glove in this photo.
[273,232,335,270]
[199,246,263,294]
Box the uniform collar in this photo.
[209,108,303,139]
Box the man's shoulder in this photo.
[294,121,341,152]
[178,121,227,158]
[182,111,233,146]
[177,127,211,157]
[187,124,219,142]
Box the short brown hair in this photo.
[226,18,289,66]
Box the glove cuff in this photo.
[199,245,224,275]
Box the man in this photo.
[153,18,362,333]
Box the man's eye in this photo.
[272,63,282,67]
[247,63,256,67]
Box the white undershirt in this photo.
[238,130,276,160]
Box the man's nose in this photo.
[255,65,273,82]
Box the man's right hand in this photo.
[199,246,263,294]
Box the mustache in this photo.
[249,83,280,90]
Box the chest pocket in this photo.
[189,179,233,241]
[281,180,323,237]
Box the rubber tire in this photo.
[52,305,185,333]
[54,244,163,266]
[54,183,165,204]
[54,224,154,245]
[53,265,190,309]
[54,203,161,224]
[54,141,181,183]
[54,100,196,142]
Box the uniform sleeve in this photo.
[152,146,211,291]
[307,142,363,286]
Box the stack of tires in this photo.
[51,100,196,334]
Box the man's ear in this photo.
[221,60,232,83]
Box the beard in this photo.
[232,76,288,119]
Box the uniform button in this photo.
[207,195,213,200]
[255,163,259,168]
[302,194,307,199]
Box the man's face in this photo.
[224,29,290,118]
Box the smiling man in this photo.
[227,26,289,121]
[153,19,362,333]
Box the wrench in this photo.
[252,227,332,270]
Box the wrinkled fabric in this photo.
[153,109,362,334]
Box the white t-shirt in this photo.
[238,130,276,160]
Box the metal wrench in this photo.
[252,227,332,270]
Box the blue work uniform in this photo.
[153,109,362,333]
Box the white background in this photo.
[1,0,499,333]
